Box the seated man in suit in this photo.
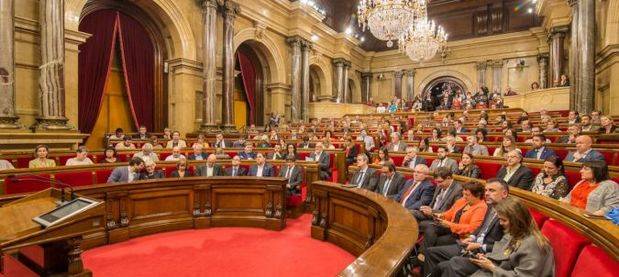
[564,135,605,163]
[454,119,468,134]
[413,167,463,222]
[402,146,426,169]
[196,154,225,177]
[188,144,208,161]
[214,133,229,148]
[463,135,489,156]
[267,144,286,160]
[430,146,458,174]
[357,129,375,151]
[444,135,462,154]
[225,155,247,176]
[248,153,274,177]
[133,125,149,140]
[279,155,303,195]
[423,179,509,276]
[166,131,187,149]
[164,146,186,162]
[139,159,164,180]
[394,164,434,211]
[387,132,407,152]
[133,143,160,162]
[496,150,534,190]
[349,153,377,190]
[524,134,557,160]
[238,143,257,160]
[344,138,359,166]
[557,124,581,144]
[374,161,406,198]
[297,136,313,149]
[107,157,145,183]
[310,142,331,180]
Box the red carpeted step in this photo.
[83,214,355,276]
[2,254,39,277]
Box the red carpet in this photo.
[83,214,355,276]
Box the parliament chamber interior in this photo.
[0,0,618,276]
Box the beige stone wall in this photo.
[503,87,570,112]
[309,102,374,119]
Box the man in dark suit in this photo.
[107,157,145,183]
[344,138,359,166]
[524,134,557,160]
[374,161,406,198]
[387,132,407,152]
[248,153,274,177]
[279,156,303,194]
[402,146,426,169]
[188,144,208,161]
[349,153,377,191]
[133,125,149,140]
[394,164,435,210]
[238,143,257,160]
[429,146,458,174]
[496,150,534,190]
[267,144,286,160]
[310,143,331,180]
[214,133,229,148]
[453,120,467,134]
[297,136,314,149]
[196,154,225,177]
[413,167,463,222]
[139,159,164,180]
[225,155,247,176]
[564,135,606,163]
[424,179,509,276]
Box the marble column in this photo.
[491,60,503,93]
[476,61,487,88]
[569,0,579,110]
[0,0,20,129]
[394,70,403,99]
[343,61,350,103]
[406,69,415,101]
[361,72,372,103]
[200,0,218,131]
[35,0,71,130]
[332,58,346,103]
[577,0,595,114]
[221,1,239,132]
[548,26,568,87]
[300,39,311,122]
[537,54,549,89]
[286,36,302,122]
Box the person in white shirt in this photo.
[357,129,375,151]
[65,146,94,166]
[115,137,136,150]
[166,131,187,149]
[0,158,14,170]
[165,146,186,161]
[133,143,160,162]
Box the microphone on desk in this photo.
[7,174,76,205]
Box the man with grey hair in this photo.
[139,158,164,180]
[463,135,489,156]
[196,154,225,177]
[188,144,208,160]
[165,146,186,161]
[387,132,407,152]
[225,155,246,176]
[310,142,331,180]
[496,150,534,190]
[357,129,375,151]
[133,143,159,162]
[394,164,435,210]
[349,153,377,190]
[402,146,426,169]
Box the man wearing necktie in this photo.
[430,146,458,173]
[524,134,556,160]
[349,153,377,190]
[278,155,302,195]
[394,164,435,210]
[402,146,426,169]
[225,155,246,176]
[414,167,463,222]
[375,162,405,198]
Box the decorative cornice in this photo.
[332,58,351,67]
[393,70,404,78]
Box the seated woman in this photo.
[430,128,442,143]
[372,147,394,166]
[150,136,164,149]
[561,160,619,215]
[0,153,15,170]
[418,137,434,153]
[599,115,617,134]
[29,145,56,168]
[100,147,118,163]
[456,153,481,179]
[140,159,164,180]
[461,198,555,277]
[419,182,487,256]
[170,158,192,178]
[493,135,518,158]
[192,133,210,149]
[531,156,569,199]
[286,143,299,160]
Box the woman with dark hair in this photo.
[430,128,442,142]
[98,147,117,163]
[532,156,569,199]
[466,198,554,277]
[170,158,192,178]
[373,147,394,165]
[456,153,481,179]
[286,143,299,160]
[562,160,619,215]
[29,145,56,168]
[418,137,433,153]
[517,111,529,124]
[493,136,518,158]
[475,128,488,144]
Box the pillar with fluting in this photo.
[577,0,595,114]
[491,60,503,93]
[0,0,20,129]
[35,0,72,130]
[394,70,403,99]
[548,26,568,87]
[200,0,218,131]
[361,72,372,103]
[342,61,351,103]
[221,1,239,132]
[406,69,415,101]
[476,61,487,88]
[569,0,579,110]
[332,58,345,103]
[300,39,311,122]
[537,54,549,89]
[286,36,302,122]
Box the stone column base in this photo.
[199,124,222,133]
[222,124,238,134]
[0,116,22,130]
[32,117,75,132]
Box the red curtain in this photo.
[78,10,119,134]
[237,51,256,124]
[117,12,155,131]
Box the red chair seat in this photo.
[95,169,114,184]
[392,156,404,166]
[571,245,619,277]
[541,220,590,277]
[54,171,95,187]
[475,161,503,179]
[528,208,548,228]
[5,174,53,194]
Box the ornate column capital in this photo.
[199,0,218,9]
[394,70,404,78]
[490,59,504,68]
[475,61,488,70]
[567,0,578,7]
[361,72,373,79]
[537,53,549,61]
[550,25,569,36]
[332,58,350,67]
[406,69,416,77]
[222,0,240,17]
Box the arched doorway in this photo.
[79,2,167,149]
[309,65,322,102]
[234,43,265,128]
[422,76,467,104]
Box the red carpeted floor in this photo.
[83,214,355,276]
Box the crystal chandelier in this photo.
[398,17,448,62]
[357,0,428,47]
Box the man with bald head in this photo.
[226,155,246,176]
[564,135,605,163]
[394,164,435,211]
[196,154,225,177]
[495,150,534,190]
[133,143,159,162]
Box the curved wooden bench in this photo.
[310,181,418,276]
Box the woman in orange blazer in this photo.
[419,181,488,255]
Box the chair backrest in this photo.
[571,245,619,277]
[541,220,590,277]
